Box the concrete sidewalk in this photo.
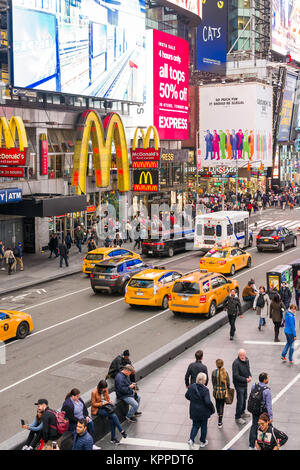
[97,309,300,451]
[0,241,136,295]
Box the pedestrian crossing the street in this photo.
[249,219,300,232]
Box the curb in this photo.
[0,302,250,450]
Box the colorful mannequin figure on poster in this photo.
[242,130,250,160]
[236,129,244,159]
[212,130,220,160]
[225,129,232,159]
[204,130,213,160]
[230,129,238,160]
[219,130,227,159]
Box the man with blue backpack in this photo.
[248,372,273,450]
[13,242,24,271]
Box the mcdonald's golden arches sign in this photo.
[133,169,159,192]
[0,116,28,166]
[72,110,130,194]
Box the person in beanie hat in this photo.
[106,350,136,384]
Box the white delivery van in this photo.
[194,211,253,251]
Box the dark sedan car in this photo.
[90,256,152,294]
[256,226,297,252]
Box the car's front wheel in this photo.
[162,295,169,310]
[16,321,29,339]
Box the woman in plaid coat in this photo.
[211,359,230,429]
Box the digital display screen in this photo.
[272,0,300,62]
[11,0,146,102]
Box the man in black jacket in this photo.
[185,350,208,387]
[35,399,60,445]
[59,241,69,268]
[107,350,136,384]
[224,289,242,340]
[232,350,252,425]
[279,281,292,310]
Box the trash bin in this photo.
[266,264,293,299]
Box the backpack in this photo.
[49,410,69,435]
[247,383,267,415]
[256,294,265,309]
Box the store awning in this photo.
[0,194,87,217]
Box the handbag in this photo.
[102,403,116,414]
[225,387,235,405]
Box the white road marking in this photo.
[223,371,300,450]
[244,340,286,345]
[0,308,170,394]
[24,252,193,311]
[117,437,199,450]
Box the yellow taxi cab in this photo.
[125,268,183,309]
[199,247,252,276]
[0,310,34,341]
[82,247,142,274]
[169,270,239,317]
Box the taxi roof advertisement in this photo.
[11,0,146,103]
[199,83,273,168]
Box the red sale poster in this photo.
[152,29,189,140]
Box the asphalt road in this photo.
[1,209,300,444]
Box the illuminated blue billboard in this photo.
[196,0,227,75]
[11,0,146,103]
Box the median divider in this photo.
[0,302,251,450]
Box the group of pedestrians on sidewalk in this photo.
[184,348,288,450]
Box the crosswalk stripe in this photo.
[118,437,199,450]
[283,221,300,229]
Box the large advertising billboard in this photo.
[196,0,228,74]
[199,83,273,167]
[152,30,189,140]
[11,0,146,102]
[159,0,202,21]
[277,73,298,142]
[272,0,300,62]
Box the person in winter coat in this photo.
[21,409,43,450]
[58,241,69,268]
[115,365,141,423]
[48,233,59,258]
[223,289,242,340]
[4,247,16,275]
[107,350,136,383]
[74,226,84,253]
[281,304,297,364]
[253,286,270,330]
[61,388,94,437]
[211,359,230,429]
[232,349,252,425]
[242,281,256,306]
[255,413,288,450]
[279,281,292,310]
[87,237,97,252]
[65,231,73,250]
[185,372,215,449]
[14,242,23,271]
[35,399,60,445]
[248,373,273,450]
[185,350,209,387]
[269,293,285,342]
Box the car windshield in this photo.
[94,265,116,273]
[205,250,227,259]
[85,253,104,261]
[129,279,154,288]
[259,229,277,237]
[173,282,200,294]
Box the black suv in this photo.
[90,256,152,294]
[256,226,297,252]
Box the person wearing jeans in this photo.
[281,304,297,363]
[248,373,273,450]
[91,380,127,445]
[232,349,252,425]
[115,365,141,424]
[185,372,215,449]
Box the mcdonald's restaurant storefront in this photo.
[132,149,190,214]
